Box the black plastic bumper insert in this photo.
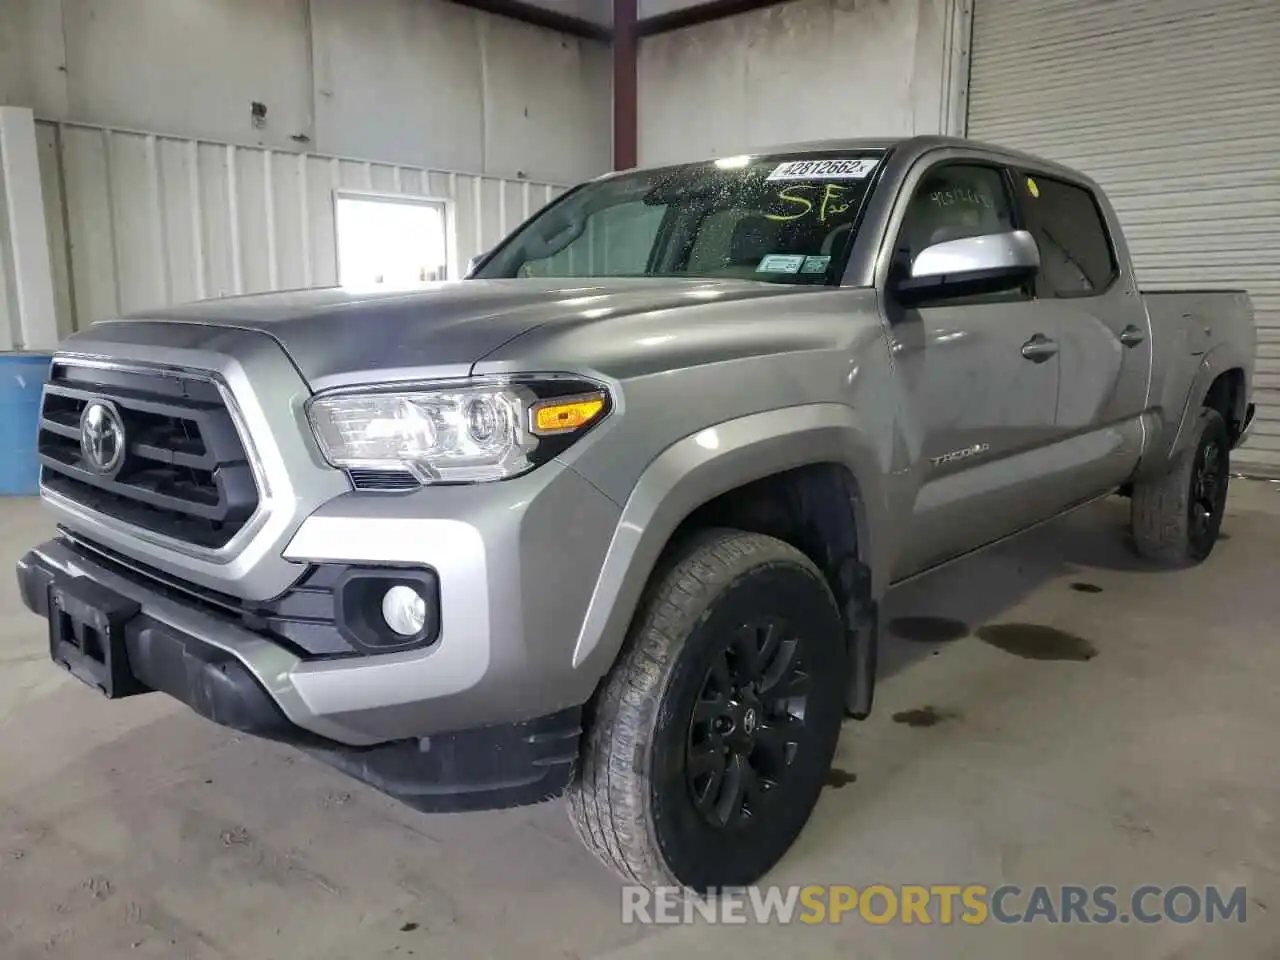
[17,549,581,813]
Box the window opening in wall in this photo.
[335,193,450,289]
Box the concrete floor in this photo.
[2,484,1279,959]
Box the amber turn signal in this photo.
[531,393,606,436]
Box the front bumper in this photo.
[24,457,621,746]
[17,545,582,812]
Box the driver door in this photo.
[888,161,1064,580]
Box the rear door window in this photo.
[1015,173,1117,297]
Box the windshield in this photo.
[473,151,885,285]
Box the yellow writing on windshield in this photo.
[766,184,854,224]
[820,184,853,221]
[768,186,813,221]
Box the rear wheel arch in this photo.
[1203,367,1246,444]
[1165,353,1247,467]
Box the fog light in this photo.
[381,585,427,636]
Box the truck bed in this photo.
[1141,288,1255,447]
[1141,289,1253,348]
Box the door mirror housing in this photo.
[465,252,489,277]
[894,230,1040,305]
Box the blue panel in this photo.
[0,354,52,495]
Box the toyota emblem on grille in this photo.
[80,401,126,474]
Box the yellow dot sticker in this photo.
[1026,177,1040,198]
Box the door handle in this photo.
[1021,333,1058,363]
[1118,325,1145,347]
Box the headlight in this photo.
[307,377,610,484]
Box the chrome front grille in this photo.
[37,361,260,550]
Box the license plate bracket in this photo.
[48,578,147,699]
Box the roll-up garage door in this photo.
[967,0,1280,475]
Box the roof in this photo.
[612,135,1091,187]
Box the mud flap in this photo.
[838,557,877,720]
[783,465,879,721]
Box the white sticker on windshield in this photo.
[765,157,878,182]
[757,254,806,274]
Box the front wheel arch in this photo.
[667,463,878,717]
[569,406,887,702]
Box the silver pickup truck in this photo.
[16,135,1255,892]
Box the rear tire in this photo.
[1130,407,1230,566]
[567,528,847,892]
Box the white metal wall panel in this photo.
[968,0,1280,474]
[638,0,972,166]
[0,205,12,348]
[35,120,563,333]
[2,0,612,186]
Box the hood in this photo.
[105,278,803,390]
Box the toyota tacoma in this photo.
[16,136,1256,892]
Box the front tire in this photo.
[567,529,847,892]
[1131,407,1231,565]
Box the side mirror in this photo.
[465,252,489,277]
[895,230,1039,306]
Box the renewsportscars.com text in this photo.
[622,884,1249,926]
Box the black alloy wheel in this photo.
[1189,435,1228,550]
[686,616,811,829]
[1130,407,1231,565]
[568,528,848,893]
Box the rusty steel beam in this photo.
[636,0,793,36]
[613,0,638,169]
[445,0,610,41]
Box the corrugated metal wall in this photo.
[967,0,1280,475]
[34,120,567,334]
